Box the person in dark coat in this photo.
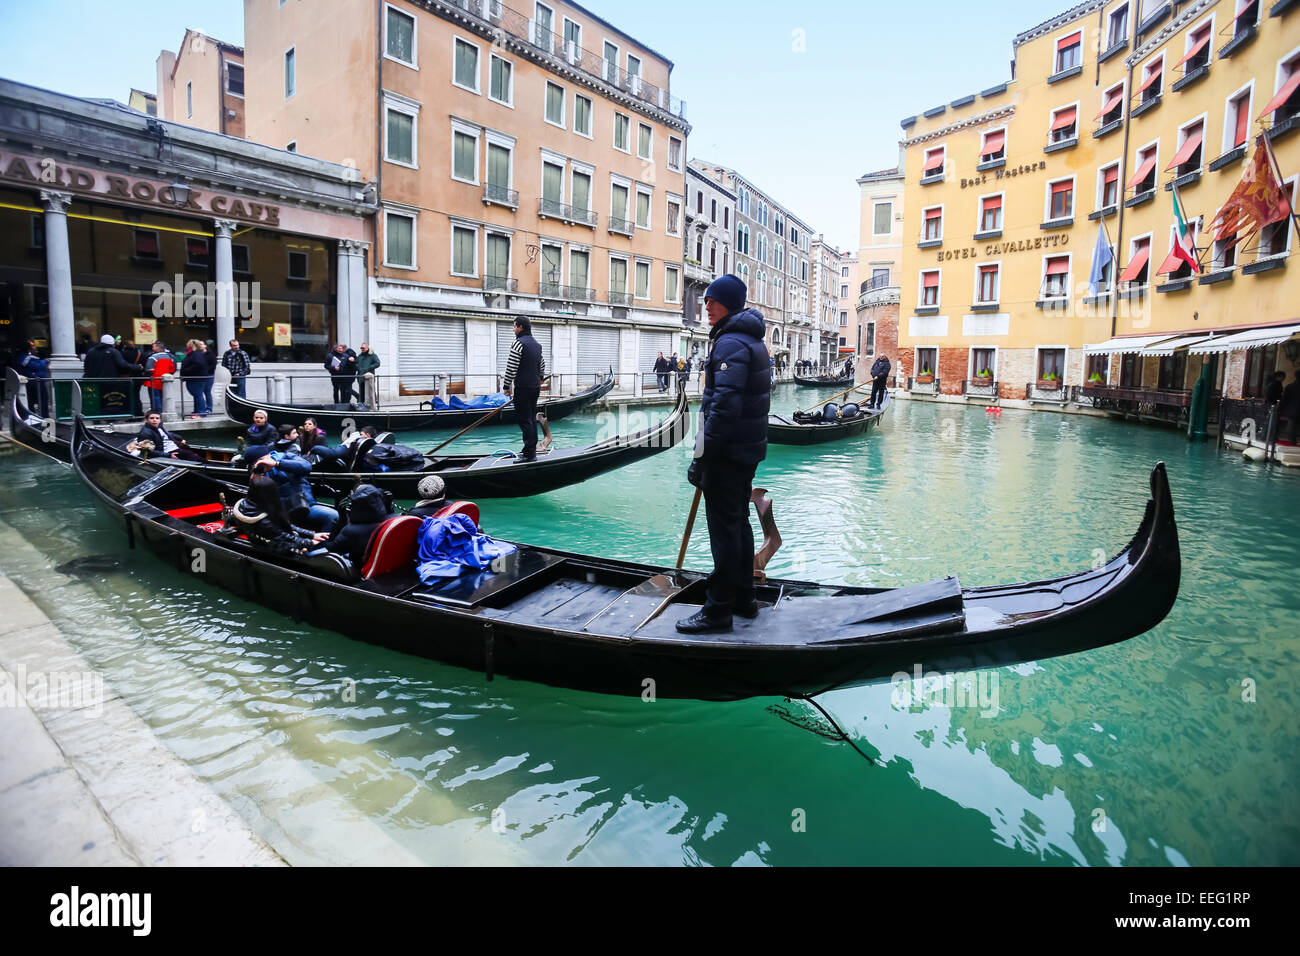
[179,339,211,418]
[1280,369,1300,443]
[324,343,358,404]
[677,274,770,635]
[17,343,52,418]
[1263,371,1285,406]
[126,411,202,461]
[354,343,381,405]
[502,317,546,462]
[249,444,339,532]
[653,351,669,392]
[244,409,278,447]
[232,472,329,557]
[83,334,142,380]
[323,483,391,566]
[869,354,892,409]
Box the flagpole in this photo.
[1259,131,1300,248]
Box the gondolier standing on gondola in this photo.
[868,353,891,409]
[502,316,546,463]
[677,274,771,634]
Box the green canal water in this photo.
[1,384,1297,865]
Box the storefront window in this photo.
[0,188,50,356]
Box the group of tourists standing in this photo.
[653,351,692,392]
[323,342,382,405]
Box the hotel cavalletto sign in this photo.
[0,151,282,226]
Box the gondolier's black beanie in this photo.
[704,274,746,316]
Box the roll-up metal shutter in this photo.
[496,322,553,375]
[577,325,619,376]
[638,332,673,374]
[398,316,465,390]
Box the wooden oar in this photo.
[676,486,703,569]
[424,397,514,457]
[797,382,868,415]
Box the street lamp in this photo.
[547,265,561,293]
[168,182,191,207]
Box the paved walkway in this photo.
[0,571,284,866]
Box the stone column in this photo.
[213,219,238,348]
[337,240,369,348]
[40,190,78,374]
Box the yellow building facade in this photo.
[896,0,1299,412]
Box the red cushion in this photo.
[432,501,481,527]
[360,515,425,580]
[167,503,223,519]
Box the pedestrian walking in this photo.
[502,317,545,462]
[221,338,251,399]
[653,351,669,392]
[676,274,770,635]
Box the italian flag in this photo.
[1172,185,1199,274]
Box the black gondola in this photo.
[794,373,854,387]
[768,394,890,445]
[75,390,690,499]
[225,373,615,433]
[71,415,1181,701]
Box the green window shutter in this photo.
[543,163,563,203]
[666,268,678,301]
[611,184,628,219]
[387,215,412,266]
[453,227,475,274]
[635,261,650,298]
[453,131,475,180]
[490,57,510,101]
[487,143,509,187]
[638,125,650,157]
[546,84,563,123]
[387,10,412,62]
[542,245,562,279]
[486,234,509,278]
[636,191,650,227]
[610,258,627,293]
[387,111,413,164]
[572,172,591,212]
[455,40,477,88]
[615,114,628,149]
[576,96,591,133]
[570,250,589,289]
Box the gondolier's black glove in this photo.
[686,459,703,488]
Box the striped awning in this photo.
[1083,333,1183,355]
[1188,323,1300,354]
[1140,333,1217,356]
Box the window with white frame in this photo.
[540,243,562,292]
[1225,86,1252,152]
[569,248,589,292]
[486,136,513,199]
[574,93,592,136]
[922,147,945,180]
[1042,255,1070,297]
[979,193,1003,232]
[384,210,416,268]
[602,41,618,83]
[1129,142,1159,195]
[1121,234,1152,285]
[976,263,999,303]
[920,269,940,306]
[453,38,479,93]
[922,206,943,241]
[840,284,848,297]
[489,54,512,105]
[1099,162,1120,208]
[637,123,652,160]
[385,5,416,66]
[668,137,682,172]
[1212,229,1237,270]
[841,265,849,278]
[1138,56,1163,104]
[635,186,652,230]
[485,232,511,282]
[666,196,681,236]
[1050,104,1078,143]
[1157,219,1198,280]
[1047,178,1074,221]
[1098,82,1125,126]
[1169,118,1204,175]
[226,63,244,97]
[611,178,630,225]
[451,222,477,276]
[613,112,630,152]
[450,122,477,182]
[385,96,419,167]
[665,264,680,302]
[1179,19,1213,76]
[756,233,766,263]
[563,17,581,55]
[1107,4,1129,49]
[980,128,1006,163]
[873,201,892,235]
[1233,0,1261,37]
[570,165,592,214]
[1266,51,1300,125]
[1054,30,1082,74]
[545,81,564,126]
[542,159,565,213]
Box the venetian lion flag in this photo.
[1170,184,1199,274]
[1211,135,1291,242]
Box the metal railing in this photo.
[440,0,687,119]
[607,216,635,236]
[539,197,597,227]
[483,275,517,292]
[562,284,595,302]
[483,183,519,207]
[608,290,635,306]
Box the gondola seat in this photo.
[359,502,484,580]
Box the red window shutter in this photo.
[1096,87,1124,119]
[1119,243,1151,282]
[981,130,1005,156]
[1175,34,1210,69]
[1046,257,1069,275]
[1258,70,1300,120]
[1051,181,1072,198]
[1138,61,1163,93]
[1233,98,1250,147]
[1127,154,1158,189]
[1165,126,1204,170]
[1104,166,1119,188]
[923,272,939,288]
[924,149,944,173]
[982,195,1002,212]
[925,208,941,222]
[1155,249,1186,275]
[1057,31,1081,51]
[1051,107,1077,131]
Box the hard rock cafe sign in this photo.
[0,152,282,226]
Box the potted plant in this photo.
[1037,370,1062,390]
[973,368,993,386]
[1087,371,1105,385]
[916,367,934,384]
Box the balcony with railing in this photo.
[483,275,517,292]
[539,282,595,302]
[539,198,597,228]
[482,182,519,209]
[438,0,687,120]
[683,258,710,284]
[607,216,635,237]
[607,290,634,306]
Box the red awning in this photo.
[1051,107,1077,131]
[1045,257,1069,275]
[1138,62,1163,93]
[924,150,944,172]
[982,195,1002,210]
[1165,128,1204,170]
[1127,154,1158,189]
[981,130,1005,155]
[1258,71,1300,120]
[1155,249,1187,275]
[1175,34,1210,69]
[1104,166,1119,186]
[1096,88,1124,119]
[922,272,939,288]
[1119,245,1151,282]
[1057,31,1081,51]
[925,208,941,220]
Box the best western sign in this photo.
[0,152,281,226]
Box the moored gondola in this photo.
[768,394,889,445]
[78,389,690,499]
[225,373,615,433]
[71,415,1182,701]
[794,373,854,387]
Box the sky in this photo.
[0,0,1069,252]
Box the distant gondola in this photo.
[794,373,854,387]
[768,394,889,445]
[225,373,615,433]
[71,415,1182,701]
[75,389,690,499]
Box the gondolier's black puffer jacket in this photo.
[700,308,771,466]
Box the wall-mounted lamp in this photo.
[168,182,191,207]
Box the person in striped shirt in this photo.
[501,317,546,462]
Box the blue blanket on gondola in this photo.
[415,513,517,581]
[449,392,509,410]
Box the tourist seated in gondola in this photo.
[245,409,277,447]
[273,423,302,455]
[232,471,330,556]
[299,417,327,457]
[307,424,380,469]
[245,443,340,532]
[407,476,447,518]
[126,410,203,462]
[321,483,391,565]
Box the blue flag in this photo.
[1088,223,1113,295]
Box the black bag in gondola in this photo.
[363,442,426,471]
